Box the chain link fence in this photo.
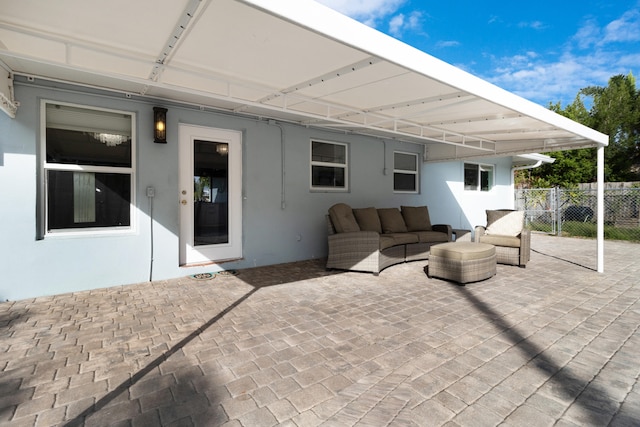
[515,186,640,242]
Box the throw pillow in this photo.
[401,206,432,231]
[328,203,360,233]
[377,208,408,233]
[485,210,524,237]
[353,207,382,233]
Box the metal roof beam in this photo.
[330,91,471,122]
[366,91,470,113]
[456,127,559,137]
[431,112,522,126]
[148,0,204,82]
[256,56,381,104]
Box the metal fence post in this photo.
[556,187,562,236]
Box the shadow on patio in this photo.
[59,259,343,426]
[450,282,622,425]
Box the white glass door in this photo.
[179,125,242,265]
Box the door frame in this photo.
[178,124,243,266]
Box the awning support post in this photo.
[597,145,604,273]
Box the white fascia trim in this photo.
[239,0,609,147]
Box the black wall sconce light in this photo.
[153,107,168,143]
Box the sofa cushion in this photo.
[353,207,382,233]
[412,230,449,243]
[485,210,524,237]
[377,208,408,233]
[379,235,397,250]
[478,234,522,248]
[328,203,360,233]
[385,233,419,245]
[401,206,432,231]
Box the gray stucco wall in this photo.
[4,81,501,301]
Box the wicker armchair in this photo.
[474,209,530,267]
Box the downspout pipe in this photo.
[511,160,545,209]
[268,119,286,210]
[280,122,286,210]
[511,153,554,186]
[512,160,543,172]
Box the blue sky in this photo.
[316,0,640,107]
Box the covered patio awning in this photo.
[0,0,608,162]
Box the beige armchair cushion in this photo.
[401,206,432,231]
[328,203,360,233]
[477,234,521,248]
[353,207,382,233]
[485,210,524,237]
[377,208,408,233]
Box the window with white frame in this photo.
[464,163,494,191]
[42,102,135,234]
[310,140,348,190]
[393,151,419,193]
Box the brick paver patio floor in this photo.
[1,234,640,426]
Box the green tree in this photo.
[581,73,640,181]
[528,73,640,186]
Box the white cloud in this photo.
[388,11,423,37]
[318,0,426,39]
[436,40,461,48]
[573,9,640,49]
[518,21,546,30]
[603,9,640,43]
[486,7,640,105]
[389,14,405,36]
[487,48,635,105]
[573,19,602,49]
[316,0,406,27]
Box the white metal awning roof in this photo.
[0,0,608,162]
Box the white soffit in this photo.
[0,0,608,161]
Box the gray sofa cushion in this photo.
[401,206,432,231]
[377,208,408,233]
[379,235,396,250]
[379,233,419,250]
[353,207,382,233]
[385,233,419,245]
[412,230,449,243]
[328,203,360,233]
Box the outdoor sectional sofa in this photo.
[326,203,452,274]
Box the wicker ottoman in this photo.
[428,242,496,284]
